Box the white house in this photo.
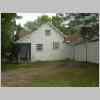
[15,22,99,64]
[15,22,71,63]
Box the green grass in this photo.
[31,61,99,87]
[2,60,99,87]
[1,59,71,71]
[31,80,98,87]
[1,63,31,71]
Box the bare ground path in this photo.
[1,61,99,87]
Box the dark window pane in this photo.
[36,44,43,51]
[53,41,59,49]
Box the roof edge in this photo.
[15,22,65,42]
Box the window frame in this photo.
[53,41,59,49]
[36,44,43,51]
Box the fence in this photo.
[68,40,99,64]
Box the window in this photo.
[53,41,59,49]
[45,29,51,36]
[36,44,43,51]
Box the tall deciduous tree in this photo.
[24,15,52,32]
[52,15,68,33]
[65,13,99,40]
[37,15,52,24]
[1,13,17,59]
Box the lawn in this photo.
[1,60,99,87]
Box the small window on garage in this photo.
[45,29,51,36]
[53,41,59,49]
[36,44,43,51]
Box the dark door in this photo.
[16,43,31,63]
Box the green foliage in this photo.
[1,13,16,50]
[66,13,99,40]
[24,15,52,32]
[38,15,52,23]
[23,15,67,34]
[15,24,23,40]
[16,24,23,33]
[1,13,17,59]
[24,21,38,32]
[52,16,68,33]
[52,16,63,27]
[55,13,99,40]
[20,13,99,41]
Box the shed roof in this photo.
[63,34,82,44]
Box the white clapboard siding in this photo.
[74,43,86,62]
[16,22,99,63]
[74,41,99,63]
[16,23,71,62]
[87,41,99,63]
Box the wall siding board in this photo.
[74,41,99,63]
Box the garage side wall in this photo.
[74,41,99,63]
[87,41,99,63]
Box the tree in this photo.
[52,15,67,33]
[64,13,99,64]
[55,13,99,39]
[1,13,17,62]
[15,24,23,40]
[24,15,52,32]
[24,21,38,32]
[37,15,52,24]
[65,13,99,40]
[52,16,63,27]
[1,13,16,50]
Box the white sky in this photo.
[16,13,56,27]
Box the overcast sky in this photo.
[16,13,56,27]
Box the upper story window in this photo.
[53,41,59,49]
[36,44,43,51]
[45,29,51,36]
